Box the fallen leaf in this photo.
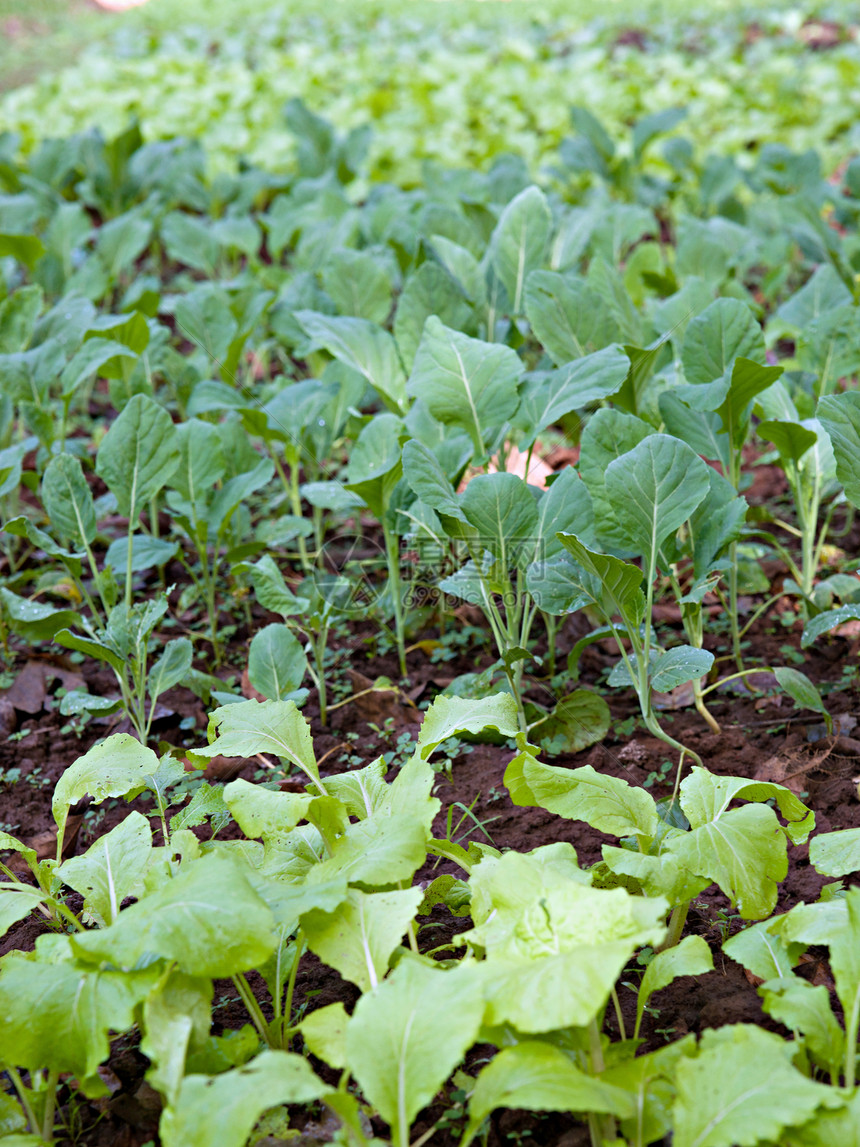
[2,661,46,714]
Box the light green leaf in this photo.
[761,977,844,1077]
[148,638,193,704]
[322,248,393,324]
[0,886,48,940]
[295,310,406,413]
[95,393,180,520]
[681,298,765,386]
[53,734,160,841]
[534,690,610,755]
[72,854,276,977]
[489,185,552,313]
[637,935,713,1035]
[672,1024,836,1147]
[248,624,308,701]
[651,646,714,692]
[345,960,484,1147]
[802,604,860,648]
[774,667,830,730]
[555,533,645,632]
[817,390,860,509]
[723,919,804,982]
[505,756,659,839]
[394,261,472,371]
[415,693,520,760]
[41,454,97,548]
[516,344,630,448]
[141,970,212,1108]
[604,434,710,570]
[407,317,523,456]
[298,1002,349,1070]
[196,700,321,789]
[57,811,152,926]
[160,1050,330,1147]
[809,827,860,878]
[304,887,423,991]
[462,1042,634,1147]
[223,778,314,843]
[460,472,539,569]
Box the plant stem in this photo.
[727,541,742,672]
[232,973,271,1046]
[41,1068,60,1142]
[383,524,407,678]
[6,1066,39,1136]
[282,931,304,1050]
[586,1016,615,1146]
[610,986,627,1041]
[658,901,690,952]
[845,987,859,1090]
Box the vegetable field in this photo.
[1,2,860,1146]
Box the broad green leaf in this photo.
[41,454,97,547]
[809,827,860,878]
[636,935,713,1035]
[532,464,594,559]
[505,756,659,839]
[415,693,519,760]
[58,811,152,926]
[679,768,814,844]
[394,261,472,371]
[170,418,226,506]
[0,233,45,269]
[196,700,321,789]
[0,586,79,642]
[602,844,710,906]
[460,472,539,569]
[295,310,406,413]
[141,970,212,1107]
[322,247,393,324]
[723,919,803,982]
[310,810,428,886]
[248,624,308,701]
[105,534,178,575]
[758,419,818,466]
[401,438,469,524]
[0,886,48,940]
[53,734,159,841]
[223,779,314,843]
[321,759,389,820]
[818,390,860,508]
[298,1002,349,1070]
[0,949,158,1087]
[681,298,765,386]
[234,555,307,618]
[672,1024,836,1147]
[345,960,484,1147]
[345,412,404,518]
[462,1042,634,1147]
[0,284,41,353]
[72,854,276,977]
[515,344,630,449]
[801,604,860,648]
[533,690,610,755]
[556,533,645,631]
[783,1087,860,1146]
[523,271,618,363]
[489,185,552,313]
[774,667,830,729]
[578,406,654,552]
[775,265,852,329]
[160,1050,330,1147]
[303,887,423,991]
[761,977,844,1077]
[651,646,714,692]
[148,638,193,704]
[53,628,126,675]
[715,357,784,440]
[95,393,180,520]
[604,434,710,571]
[60,338,137,396]
[406,317,523,456]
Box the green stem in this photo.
[383,524,407,679]
[586,1016,615,1146]
[232,973,271,1047]
[282,931,304,1050]
[845,988,859,1090]
[610,986,627,1042]
[41,1067,60,1142]
[125,526,135,609]
[6,1067,40,1136]
[658,900,690,952]
[727,540,742,672]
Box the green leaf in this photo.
[672,1024,836,1147]
[222,778,314,844]
[57,811,152,926]
[515,345,630,449]
[0,886,48,941]
[394,261,472,372]
[761,977,844,1077]
[160,1050,330,1147]
[406,317,523,456]
[401,438,470,524]
[41,454,97,548]
[415,693,520,760]
[248,624,308,701]
[462,1042,634,1147]
[505,755,659,839]
[534,690,610,755]
[818,391,860,508]
[774,666,830,726]
[651,646,714,692]
[323,247,393,324]
[758,419,818,466]
[295,310,406,413]
[460,472,539,569]
[0,284,41,354]
[141,969,212,1107]
[523,271,617,364]
[53,734,160,842]
[0,233,45,270]
[95,393,180,520]
[310,811,429,887]
[298,1002,349,1071]
[196,700,322,789]
[489,185,552,313]
[723,919,804,981]
[0,587,79,642]
[0,948,159,1087]
[345,960,484,1147]
[556,533,645,632]
[801,604,860,648]
[148,638,193,704]
[304,887,423,991]
[636,935,713,1035]
[782,1087,860,1146]
[604,434,710,571]
[809,827,860,878]
[72,854,276,977]
[681,298,765,386]
[105,534,178,575]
